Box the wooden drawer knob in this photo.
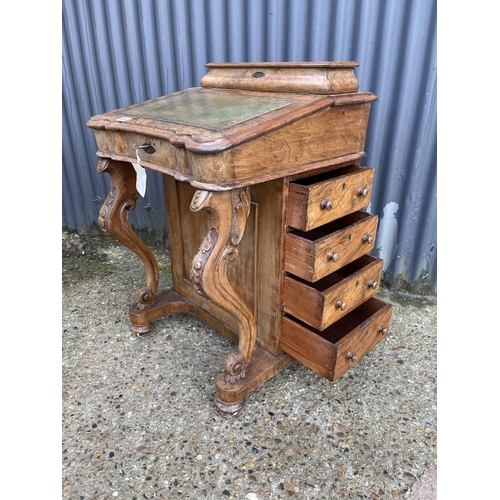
[327,252,339,262]
[362,233,373,244]
[346,352,357,362]
[320,199,333,211]
[378,325,388,335]
[357,187,368,197]
[335,300,347,311]
[367,280,378,289]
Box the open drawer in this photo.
[287,165,374,231]
[285,211,378,282]
[281,297,393,381]
[284,255,383,330]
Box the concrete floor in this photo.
[62,231,437,499]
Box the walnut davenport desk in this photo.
[87,62,393,414]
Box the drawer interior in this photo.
[285,297,389,345]
[287,211,372,239]
[291,164,363,186]
[331,254,379,279]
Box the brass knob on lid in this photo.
[346,352,357,361]
[327,252,339,262]
[362,233,373,244]
[367,280,378,289]
[378,325,388,335]
[357,187,368,197]
[336,300,347,311]
[320,199,333,210]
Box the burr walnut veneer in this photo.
[87,62,392,413]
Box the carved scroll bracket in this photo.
[97,159,159,313]
[189,187,256,384]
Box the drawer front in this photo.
[284,255,383,330]
[285,212,378,282]
[281,297,393,381]
[287,165,375,231]
[94,130,192,176]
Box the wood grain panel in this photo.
[223,103,372,184]
[249,178,287,355]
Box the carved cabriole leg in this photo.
[189,188,257,411]
[97,159,159,333]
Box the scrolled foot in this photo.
[224,351,247,384]
[134,286,158,310]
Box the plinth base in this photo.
[128,288,295,413]
[215,345,294,413]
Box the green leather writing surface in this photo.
[123,90,297,130]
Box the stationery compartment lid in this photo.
[200,61,360,94]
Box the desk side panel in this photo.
[249,178,287,355]
[163,176,285,355]
[163,177,242,335]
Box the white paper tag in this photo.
[132,149,147,197]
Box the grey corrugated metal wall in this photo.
[62,0,437,293]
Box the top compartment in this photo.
[200,62,360,94]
